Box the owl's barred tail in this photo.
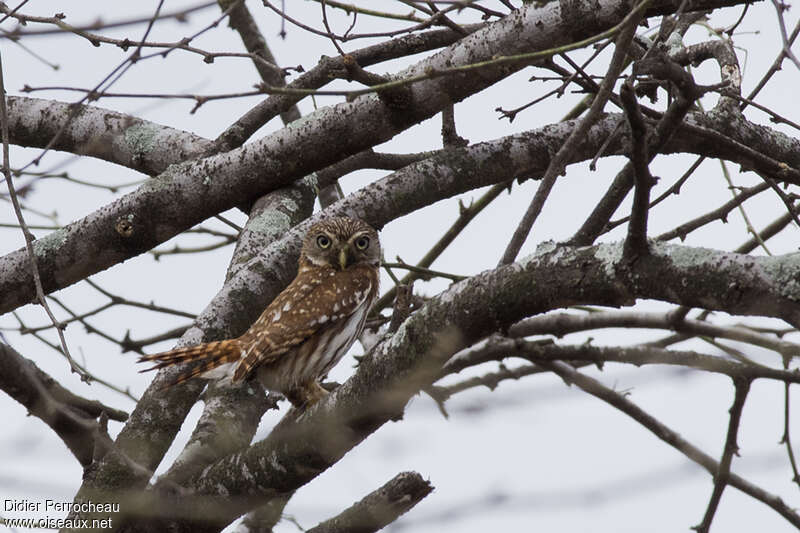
[138,340,243,387]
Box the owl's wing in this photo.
[232,265,376,381]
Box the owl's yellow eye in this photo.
[354,236,370,250]
[316,235,331,248]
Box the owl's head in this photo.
[301,217,381,270]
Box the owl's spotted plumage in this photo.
[139,217,380,408]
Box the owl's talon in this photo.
[285,382,331,423]
[288,381,329,410]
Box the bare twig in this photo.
[508,311,800,359]
[780,381,800,490]
[656,182,771,242]
[769,0,800,70]
[0,342,127,466]
[382,261,465,282]
[607,156,706,232]
[498,1,647,264]
[372,181,507,314]
[428,362,546,404]
[743,19,800,105]
[1,1,217,38]
[0,51,86,379]
[10,313,139,402]
[440,338,800,385]
[542,361,800,529]
[759,173,800,230]
[120,326,190,353]
[693,378,751,533]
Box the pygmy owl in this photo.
[139,217,381,408]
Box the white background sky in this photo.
[1,1,800,532]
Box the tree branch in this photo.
[306,471,433,533]
[542,361,799,528]
[498,1,644,265]
[0,342,127,466]
[508,310,800,359]
[5,96,214,175]
[438,337,800,384]
[694,377,751,533]
[620,77,656,259]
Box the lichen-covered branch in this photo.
[5,96,214,175]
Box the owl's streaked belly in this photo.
[255,295,371,394]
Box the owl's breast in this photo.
[255,294,372,395]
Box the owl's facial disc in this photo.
[301,218,380,270]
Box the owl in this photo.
[138,217,381,408]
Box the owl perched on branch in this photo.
[139,217,380,408]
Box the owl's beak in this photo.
[339,247,351,270]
